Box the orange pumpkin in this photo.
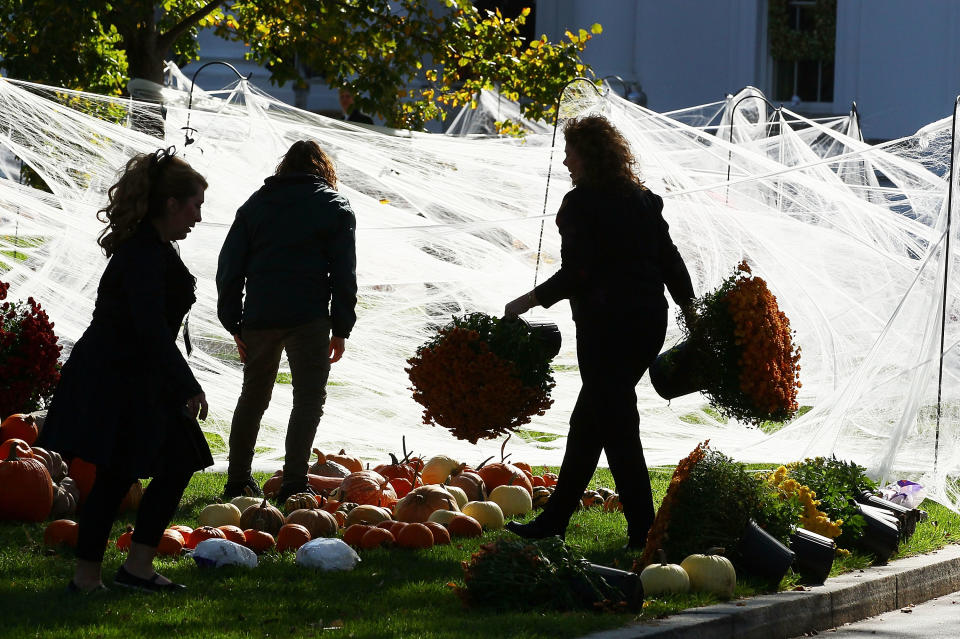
[188,525,226,549]
[218,525,247,545]
[542,472,559,487]
[276,523,311,552]
[358,526,394,550]
[0,438,34,460]
[447,514,483,538]
[424,521,451,545]
[329,449,364,473]
[308,474,345,495]
[512,461,533,474]
[339,470,390,505]
[389,477,413,498]
[157,529,185,556]
[531,475,546,488]
[170,524,194,538]
[377,520,407,536]
[118,480,144,513]
[0,446,53,521]
[342,523,372,547]
[116,526,134,551]
[67,457,97,504]
[476,462,533,497]
[0,414,39,446]
[396,522,434,550]
[43,519,78,547]
[243,529,275,554]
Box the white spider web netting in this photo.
[2,70,960,512]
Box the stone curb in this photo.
[580,543,960,639]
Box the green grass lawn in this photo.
[1,467,957,639]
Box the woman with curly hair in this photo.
[503,115,695,551]
[38,148,213,592]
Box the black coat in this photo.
[534,184,695,322]
[37,224,213,478]
[216,173,358,338]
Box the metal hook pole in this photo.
[532,77,604,288]
[934,95,960,473]
[850,101,864,143]
[724,92,782,204]
[182,61,251,147]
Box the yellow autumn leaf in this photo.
[591,23,603,34]
[379,198,390,205]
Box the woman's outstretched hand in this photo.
[504,291,538,318]
[186,392,208,421]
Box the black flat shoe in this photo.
[114,565,186,593]
[222,476,263,500]
[66,580,108,594]
[504,519,565,540]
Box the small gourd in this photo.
[680,547,736,598]
[640,549,690,595]
[283,491,320,514]
[531,486,552,509]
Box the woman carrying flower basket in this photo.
[503,115,696,550]
[36,148,213,593]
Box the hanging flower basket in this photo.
[406,312,557,443]
[651,261,802,426]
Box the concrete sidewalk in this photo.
[581,543,960,639]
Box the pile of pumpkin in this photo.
[0,413,142,526]
[172,449,553,556]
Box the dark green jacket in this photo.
[216,173,358,338]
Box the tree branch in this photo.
[158,0,227,50]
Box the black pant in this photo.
[76,465,192,562]
[540,307,667,544]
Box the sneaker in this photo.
[222,476,263,500]
[275,482,317,504]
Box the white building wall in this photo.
[536,0,765,112]
[834,0,960,140]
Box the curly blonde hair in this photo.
[563,115,643,193]
[97,148,207,257]
[275,139,338,190]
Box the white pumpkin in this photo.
[681,549,736,598]
[426,509,461,526]
[198,502,243,528]
[295,538,360,571]
[192,538,258,569]
[640,550,690,595]
[421,455,460,485]
[230,496,263,513]
[461,500,505,530]
[488,484,532,517]
[344,504,392,528]
[444,485,469,509]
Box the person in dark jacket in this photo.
[38,147,212,593]
[217,139,358,503]
[339,88,374,125]
[502,115,696,550]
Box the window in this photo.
[769,0,837,103]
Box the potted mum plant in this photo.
[650,260,802,426]
[0,278,61,419]
[406,312,558,443]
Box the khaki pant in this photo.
[226,318,331,487]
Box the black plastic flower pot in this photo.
[734,519,795,585]
[855,491,920,541]
[648,339,705,400]
[853,502,900,564]
[521,318,562,361]
[788,527,835,585]
[584,562,644,610]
